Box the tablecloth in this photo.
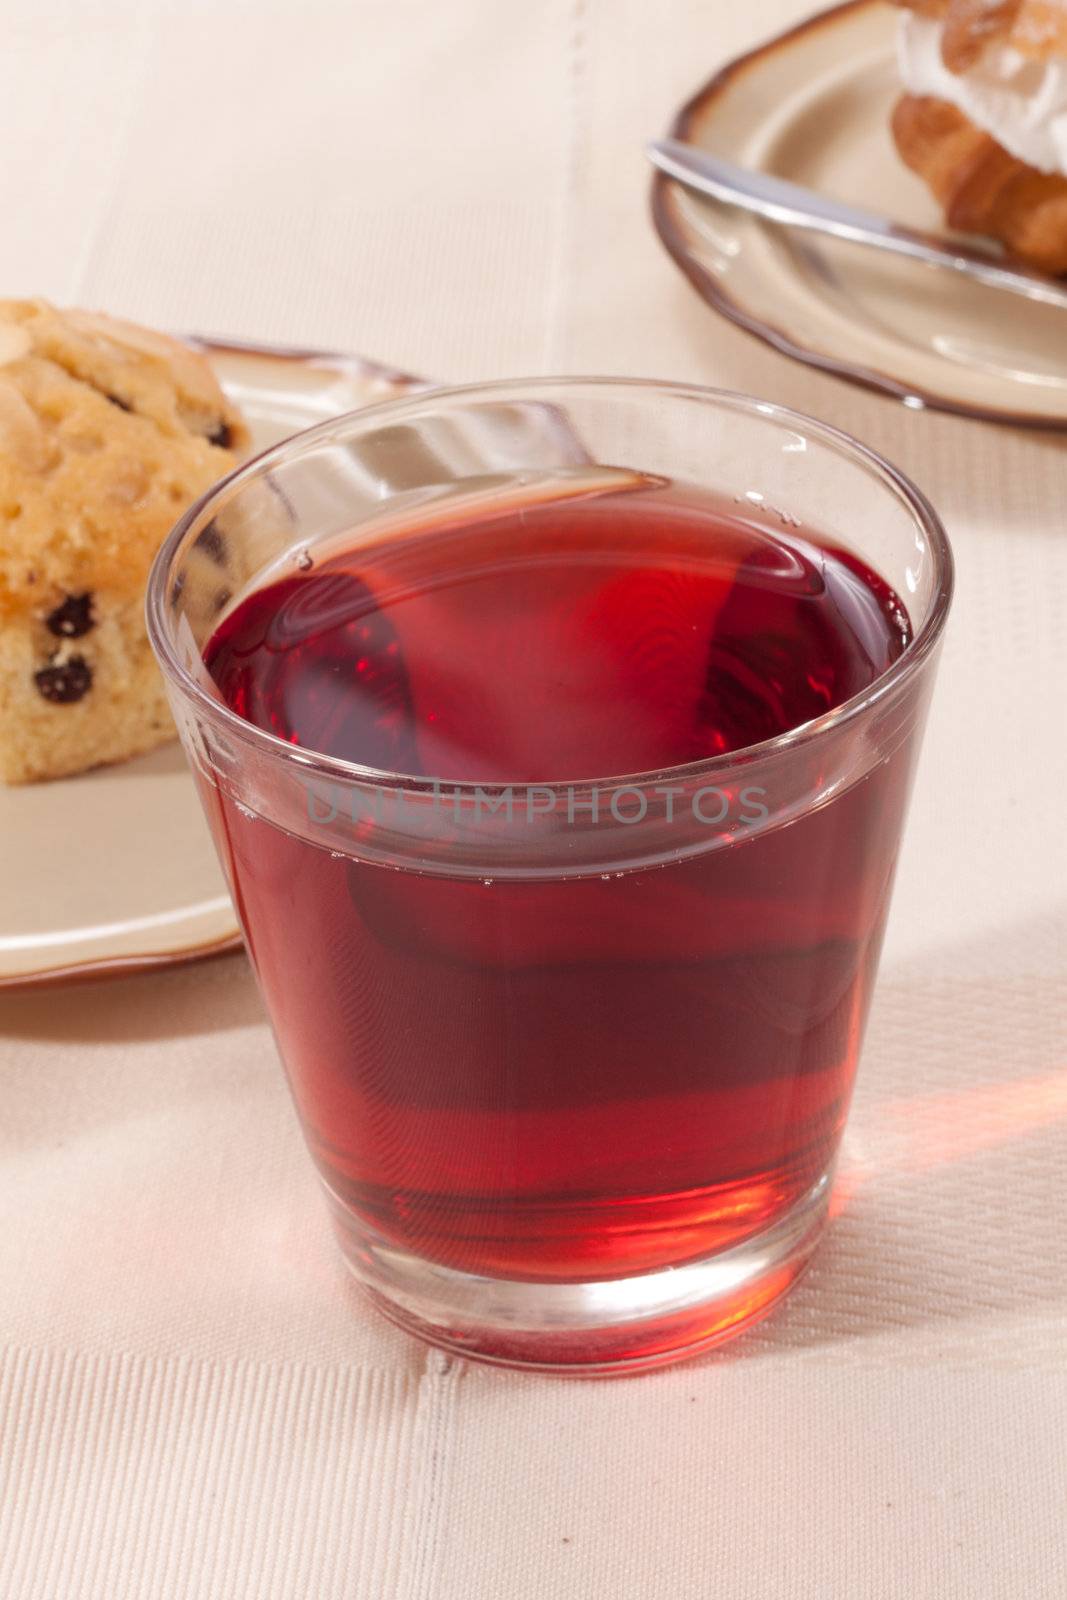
[2,2,1065,1595]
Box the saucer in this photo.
[0,339,422,989]
[651,0,1067,428]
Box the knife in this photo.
[648,138,1067,313]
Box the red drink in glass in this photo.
[148,382,951,1369]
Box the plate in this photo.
[651,0,1067,429]
[0,339,423,989]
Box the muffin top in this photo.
[0,300,249,620]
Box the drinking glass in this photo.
[147,379,952,1372]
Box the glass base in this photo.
[325,1168,832,1374]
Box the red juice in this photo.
[203,477,912,1282]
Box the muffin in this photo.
[891,0,1067,273]
[0,300,249,783]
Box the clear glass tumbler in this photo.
[147,379,952,1372]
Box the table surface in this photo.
[2,3,1066,1596]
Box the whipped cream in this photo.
[897,12,1067,176]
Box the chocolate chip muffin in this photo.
[0,300,249,783]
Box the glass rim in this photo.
[146,375,954,796]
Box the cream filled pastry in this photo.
[890,0,1067,273]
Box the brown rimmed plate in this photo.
[652,0,1067,429]
[0,339,424,990]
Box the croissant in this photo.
[892,94,1067,273]
[891,0,1067,273]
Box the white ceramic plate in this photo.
[651,0,1067,429]
[0,339,423,988]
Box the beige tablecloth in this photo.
[2,2,1066,1595]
